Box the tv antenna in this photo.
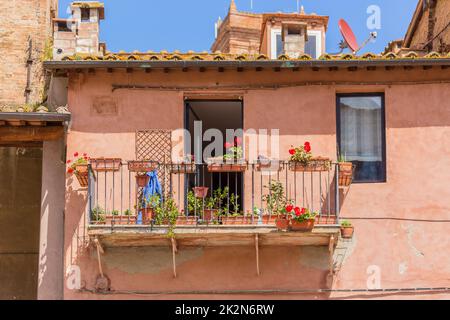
[337,19,377,54]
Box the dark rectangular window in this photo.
[337,93,386,183]
[80,8,90,22]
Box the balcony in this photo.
[85,160,343,246]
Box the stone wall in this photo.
[0,0,57,107]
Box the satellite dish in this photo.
[339,19,359,52]
[336,18,377,54]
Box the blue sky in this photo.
[59,0,417,54]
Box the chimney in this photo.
[53,1,105,60]
[281,22,308,58]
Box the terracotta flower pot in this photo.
[289,157,331,172]
[207,163,247,173]
[338,162,354,187]
[136,174,150,187]
[202,209,218,221]
[176,216,198,225]
[74,164,89,187]
[90,158,122,172]
[170,163,196,174]
[193,187,209,198]
[221,216,255,225]
[275,217,290,231]
[290,219,315,232]
[341,226,354,239]
[141,208,155,225]
[261,215,278,225]
[128,160,158,173]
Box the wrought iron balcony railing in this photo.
[86,160,343,227]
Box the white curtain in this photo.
[340,96,382,162]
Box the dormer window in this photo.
[80,8,90,22]
[305,30,322,58]
[271,28,323,59]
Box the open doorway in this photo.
[0,146,42,300]
[185,100,244,213]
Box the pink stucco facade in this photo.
[63,67,450,300]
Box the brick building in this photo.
[0,0,58,109]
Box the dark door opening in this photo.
[185,100,244,214]
[0,146,42,300]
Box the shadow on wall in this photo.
[65,176,89,267]
[66,246,334,296]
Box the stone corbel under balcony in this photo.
[88,225,340,280]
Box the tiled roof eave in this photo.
[44,57,450,70]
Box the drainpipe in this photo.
[426,0,437,52]
[25,37,33,104]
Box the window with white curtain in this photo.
[337,94,386,182]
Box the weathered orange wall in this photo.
[63,68,450,299]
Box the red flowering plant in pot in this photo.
[66,152,90,187]
[288,206,318,232]
[288,142,331,172]
[207,137,247,173]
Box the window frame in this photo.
[80,8,90,22]
[270,28,323,59]
[336,93,387,184]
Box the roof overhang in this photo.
[0,112,70,145]
[44,58,450,72]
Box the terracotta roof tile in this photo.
[60,51,450,62]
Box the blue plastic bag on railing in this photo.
[137,170,162,225]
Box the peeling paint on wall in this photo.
[402,224,425,258]
[98,247,204,275]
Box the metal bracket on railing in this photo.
[255,234,260,276]
[171,237,178,278]
[327,235,337,288]
[93,237,111,292]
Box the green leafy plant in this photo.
[262,181,289,215]
[41,38,53,61]
[123,209,133,216]
[141,193,161,210]
[110,210,119,216]
[91,206,105,222]
[341,220,352,228]
[154,197,179,238]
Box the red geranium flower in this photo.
[294,207,302,216]
[301,208,306,215]
[224,142,233,149]
[66,160,71,164]
[289,148,296,155]
[285,205,294,213]
[74,152,79,157]
[83,153,87,157]
[234,137,242,146]
[304,142,311,153]
[67,167,74,174]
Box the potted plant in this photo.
[140,194,161,224]
[275,208,291,231]
[221,213,255,225]
[128,160,158,173]
[288,142,331,172]
[154,197,179,237]
[340,220,354,239]
[136,173,150,187]
[288,206,317,232]
[338,153,354,187]
[105,210,120,225]
[208,137,247,172]
[193,186,209,199]
[261,181,289,224]
[67,152,90,187]
[171,154,196,174]
[91,206,106,225]
[90,157,122,172]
